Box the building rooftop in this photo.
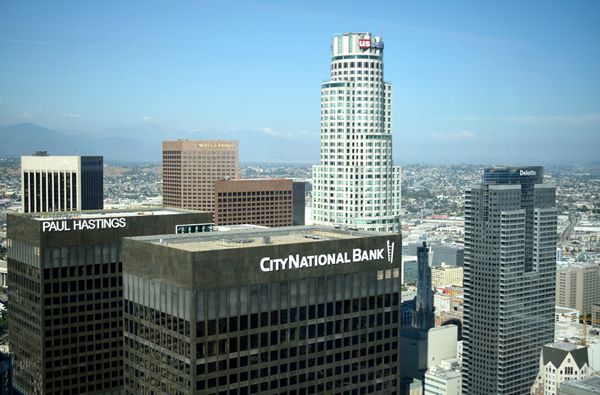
[543,341,588,369]
[133,226,387,252]
[15,207,198,221]
[561,376,600,393]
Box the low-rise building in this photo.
[531,342,589,395]
[431,263,463,287]
[214,178,293,228]
[559,376,600,395]
[424,358,462,395]
[556,306,581,323]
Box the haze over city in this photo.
[1,0,599,164]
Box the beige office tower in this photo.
[556,263,600,316]
[163,140,239,211]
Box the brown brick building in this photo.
[163,140,239,211]
[214,179,293,227]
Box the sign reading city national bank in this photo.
[42,217,127,232]
[260,240,395,272]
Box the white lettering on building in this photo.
[42,217,127,232]
[519,169,537,176]
[260,242,393,272]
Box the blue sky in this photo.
[1,0,599,164]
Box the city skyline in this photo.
[1,1,600,164]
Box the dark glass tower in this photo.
[7,209,212,395]
[122,227,402,394]
[412,242,434,331]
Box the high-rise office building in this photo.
[312,32,401,232]
[413,242,434,331]
[6,208,212,395]
[122,227,402,394]
[163,140,239,211]
[556,263,600,316]
[463,166,557,394]
[214,178,293,227]
[21,153,103,213]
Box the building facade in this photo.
[559,376,600,395]
[413,242,434,331]
[163,140,239,211]
[312,32,401,232]
[292,181,306,226]
[6,209,212,395]
[424,359,462,395]
[431,244,464,267]
[463,166,558,395]
[21,154,103,213]
[530,342,589,395]
[431,264,463,288]
[592,303,600,327]
[214,179,293,227]
[122,227,402,394]
[556,263,600,316]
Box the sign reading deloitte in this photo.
[260,241,395,272]
[519,169,537,176]
[42,217,127,232]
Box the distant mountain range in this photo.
[0,123,320,163]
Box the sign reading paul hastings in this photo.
[42,217,127,232]
[260,240,395,272]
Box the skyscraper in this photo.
[122,226,402,394]
[162,140,239,211]
[21,153,103,213]
[7,208,212,395]
[462,166,557,394]
[413,242,434,331]
[312,32,401,232]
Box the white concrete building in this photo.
[312,32,401,232]
[424,359,462,395]
[556,306,581,323]
[530,342,590,395]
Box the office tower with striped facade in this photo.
[312,33,401,232]
[21,153,103,213]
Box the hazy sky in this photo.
[1,1,599,164]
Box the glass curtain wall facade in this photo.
[462,167,557,394]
